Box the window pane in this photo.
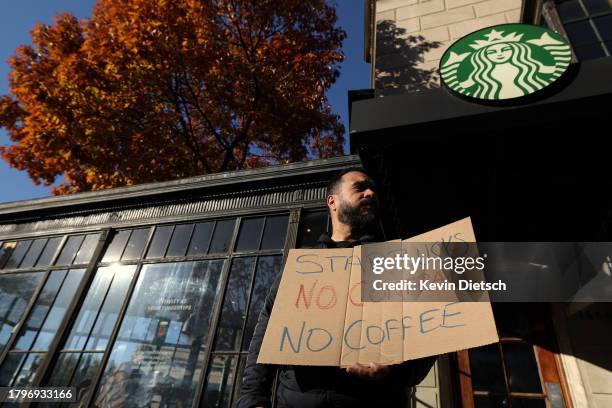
[46,352,80,386]
[121,228,150,261]
[242,256,283,350]
[187,222,214,256]
[202,354,239,408]
[10,352,45,386]
[101,230,131,263]
[297,211,328,248]
[84,267,137,350]
[214,257,256,351]
[260,215,289,250]
[35,237,62,267]
[166,224,194,257]
[0,241,16,268]
[209,219,236,254]
[503,342,543,393]
[14,270,67,350]
[56,236,85,265]
[0,272,44,355]
[73,234,101,264]
[70,352,104,405]
[575,42,606,59]
[556,0,586,21]
[0,352,27,386]
[469,343,506,393]
[64,265,137,351]
[146,225,173,259]
[19,239,47,269]
[474,394,507,408]
[32,269,86,350]
[4,240,32,269]
[511,398,547,408]
[583,0,612,14]
[232,355,247,404]
[594,14,612,41]
[565,20,600,46]
[93,260,224,408]
[236,218,265,252]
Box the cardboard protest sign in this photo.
[258,217,499,366]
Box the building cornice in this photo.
[0,155,361,218]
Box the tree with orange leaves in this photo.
[0,0,346,194]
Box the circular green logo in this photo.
[440,24,572,100]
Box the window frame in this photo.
[553,0,612,59]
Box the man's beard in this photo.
[337,197,379,235]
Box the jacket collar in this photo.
[316,232,378,248]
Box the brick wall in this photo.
[374,0,523,92]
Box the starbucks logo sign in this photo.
[440,24,572,100]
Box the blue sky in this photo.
[0,0,370,203]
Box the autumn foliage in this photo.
[0,0,346,194]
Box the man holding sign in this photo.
[238,168,437,408]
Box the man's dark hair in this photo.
[326,167,371,197]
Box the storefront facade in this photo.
[351,0,612,407]
[1,0,611,407]
[0,156,361,407]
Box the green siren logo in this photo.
[440,24,572,100]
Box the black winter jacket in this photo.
[237,233,437,408]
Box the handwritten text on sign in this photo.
[258,218,499,366]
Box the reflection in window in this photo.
[45,265,136,405]
[56,236,85,266]
[0,273,45,355]
[0,269,85,386]
[235,215,289,252]
[0,241,16,268]
[187,222,215,256]
[260,215,289,250]
[92,260,224,408]
[36,237,62,267]
[166,224,195,257]
[242,256,283,350]
[121,228,151,261]
[214,257,257,351]
[297,210,329,248]
[145,219,237,259]
[19,239,47,269]
[235,218,264,251]
[202,354,239,408]
[4,240,31,269]
[74,234,101,265]
[209,220,236,254]
[146,225,173,259]
[101,230,131,263]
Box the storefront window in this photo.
[203,255,283,406]
[460,304,565,407]
[234,215,288,252]
[145,219,236,260]
[0,273,45,355]
[0,268,86,386]
[46,264,137,406]
[296,210,329,248]
[93,260,223,407]
[0,213,290,406]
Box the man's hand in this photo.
[345,362,390,380]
